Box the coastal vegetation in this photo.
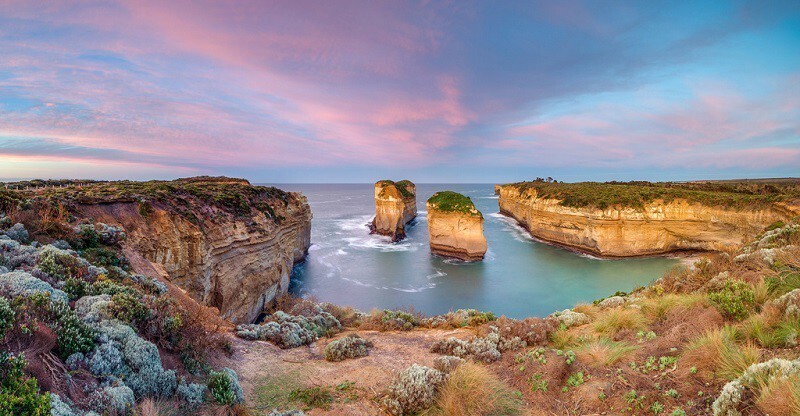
[3,177,800,415]
[376,180,415,199]
[504,178,800,210]
[426,191,481,217]
[1,177,291,234]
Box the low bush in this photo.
[431,328,525,363]
[709,280,756,321]
[433,356,464,373]
[323,334,373,362]
[0,297,13,340]
[383,364,447,416]
[107,292,151,325]
[208,368,244,406]
[0,352,51,415]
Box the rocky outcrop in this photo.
[370,180,417,242]
[427,191,487,261]
[497,184,799,257]
[66,178,311,323]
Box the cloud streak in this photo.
[0,0,798,181]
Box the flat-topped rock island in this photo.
[370,179,417,242]
[426,191,487,261]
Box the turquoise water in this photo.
[268,184,678,319]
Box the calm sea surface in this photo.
[265,184,678,319]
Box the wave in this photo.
[342,236,421,252]
[478,196,499,199]
[337,215,373,231]
[488,214,605,260]
[488,213,536,243]
[426,269,447,279]
[341,277,437,293]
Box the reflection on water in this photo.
[266,183,679,318]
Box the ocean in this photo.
[267,183,679,318]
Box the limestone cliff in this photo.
[39,177,311,323]
[427,191,487,261]
[497,183,799,257]
[370,180,417,242]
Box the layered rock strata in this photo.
[427,191,487,261]
[497,184,799,257]
[370,180,417,242]
[48,177,311,323]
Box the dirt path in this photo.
[226,328,473,415]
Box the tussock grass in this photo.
[136,399,179,416]
[640,293,707,322]
[682,326,760,382]
[592,308,647,336]
[549,327,579,350]
[739,310,800,348]
[755,373,800,416]
[572,303,598,318]
[575,338,639,367]
[425,362,523,416]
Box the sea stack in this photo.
[427,191,487,261]
[370,180,417,242]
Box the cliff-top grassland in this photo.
[2,177,800,415]
[427,191,482,217]
[376,180,415,199]
[503,178,800,210]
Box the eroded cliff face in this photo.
[72,180,311,324]
[371,180,417,242]
[427,202,487,262]
[498,185,798,257]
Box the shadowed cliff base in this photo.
[370,180,417,242]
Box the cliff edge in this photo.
[370,180,417,242]
[427,191,487,261]
[497,180,800,257]
[14,176,311,323]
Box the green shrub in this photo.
[10,293,96,359]
[107,292,150,325]
[80,247,126,269]
[0,353,51,415]
[381,309,418,330]
[709,280,756,320]
[0,297,14,340]
[427,191,481,216]
[208,368,243,405]
[50,300,96,359]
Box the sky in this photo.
[0,1,799,183]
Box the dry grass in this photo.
[592,308,646,336]
[548,327,579,350]
[572,303,598,318]
[682,326,761,382]
[136,398,180,416]
[640,293,707,323]
[575,338,639,367]
[425,362,523,416]
[752,278,772,307]
[755,373,800,416]
[199,404,252,416]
